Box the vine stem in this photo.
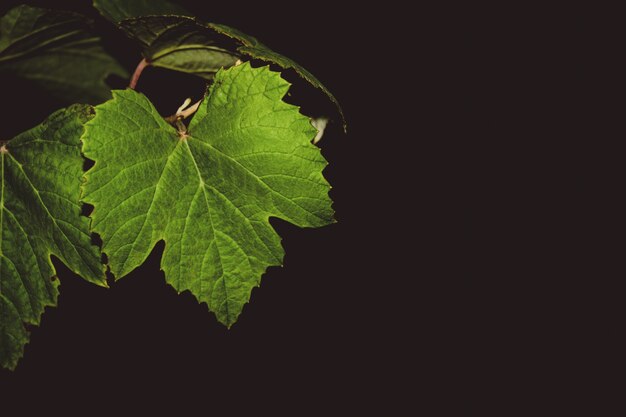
[129,58,150,89]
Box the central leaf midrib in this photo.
[182,139,230,324]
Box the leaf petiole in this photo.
[129,57,150,89]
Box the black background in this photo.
[0,0,445,414]
[1,1,624,415]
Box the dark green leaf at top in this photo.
[117,15,346,130]
[0,5,127,104]
[121,16,240,79]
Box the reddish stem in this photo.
[129,58,150,89]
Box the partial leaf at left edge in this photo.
[0,5,128,104]
[0,105,106,370]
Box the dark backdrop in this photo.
[3,1,622,415]
[0,0,453,414]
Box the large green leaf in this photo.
[0,5,127,104]
[0,105,106,370]
[92,0,191,23]
[82,63,334,326]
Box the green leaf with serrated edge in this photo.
[0,105,106,370]
[82,63,334,327]
[115,15,346,130]
[208,22,346,130]
[0,5,127,104]
[92,0,191,23]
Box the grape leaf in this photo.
[82,63,334,326]
[92,0,191,23]
[0,5,127,104]
[0,105,106,370]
